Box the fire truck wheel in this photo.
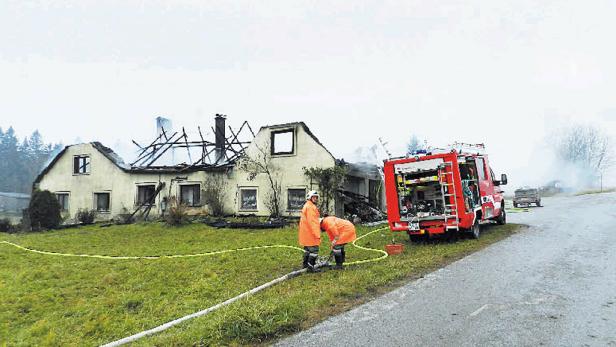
[536,201,542,207]
[445,228,459,242]
[470,220,481,239]
[497,208,506,225]
[409,234,424,243]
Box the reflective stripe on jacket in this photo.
[299,200,321,246]
[321,216,356,245]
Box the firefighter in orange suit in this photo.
[320,216,357,269]
[299,190,321,272]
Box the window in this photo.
[180,184,201,207]
[287,188,306,210]
[56,193,69,211]
[136,185,156,206]
[475,158,486,181]
[240,188,258,211]
[271,130,294,155]
[73,155,90,174]
[94,192,110,212]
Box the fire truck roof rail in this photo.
[449,142,486,155]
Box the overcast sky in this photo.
[1,0,615,187]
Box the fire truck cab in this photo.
[383,144,508,240]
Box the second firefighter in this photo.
[320,216,357,269]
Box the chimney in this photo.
[215,114,226,163]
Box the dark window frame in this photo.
[180,184,201,207]
[271,129,295,156]
[73,155,91,174]
[136,185,156,206]
[239,188,259,211]
[94,192,111,212]
[55,193,69,211]
[287,188,307,211]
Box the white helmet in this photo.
[306,190,319,200]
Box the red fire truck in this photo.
[383,143,508,241]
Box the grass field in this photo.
[574,187,616,196]
[0,222,522,346]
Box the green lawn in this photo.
[574,187,616,196]
[0,222,522,346]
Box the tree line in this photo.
[0,127,63,194]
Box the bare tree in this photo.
[304,166,346,214]
[203,174,228,216]
[595,133,614,174]
[554,124,614,184]
[264,180,283,218]
[555,125,613,170]
[237,142,283,217]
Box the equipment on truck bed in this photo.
[383,144,508,241]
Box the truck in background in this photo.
[513,187,542,207]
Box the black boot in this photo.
[333,247,344,270]
[306,248,320,272]
[302,251,310,269]
[308,255,321,272]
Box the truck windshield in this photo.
[515,189,537,197]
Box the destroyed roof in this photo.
[92,142,228,173]
[260,122,336,161]
[34,141,232,185]
[91,142,131,170]
[34,120,376,185]
[343,161,382,180]
[129,119,253,170]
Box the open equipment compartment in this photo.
[394,158,447,227]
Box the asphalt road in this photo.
[277,193,616,347]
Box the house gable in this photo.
[35,142,129,187]
[259,122,336,162]
[234,122,337,216]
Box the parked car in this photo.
[513,187,541,207]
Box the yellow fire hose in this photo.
[1,226,389,346]
[0,241,305,260]
[0,227,388,264]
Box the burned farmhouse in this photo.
[34,116,384,222]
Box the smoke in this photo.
[347,131,615,194]
[111,139,140,164]
[530,150,601,191]
[343,144,388,167]
[520,124,616,192]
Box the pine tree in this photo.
[0,127,63,193]
[0,127,20,192]
[406,135,421,156]
[0,127,5,191]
